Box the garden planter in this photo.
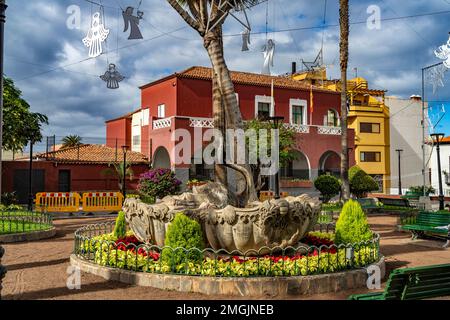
[122,183,321,254]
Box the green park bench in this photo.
[377,197,411,208]
[401,211,450,246]
[356,198,381,214]
[348,263,450,300]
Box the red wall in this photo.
[106,118,132,148]
[2,161,150,196]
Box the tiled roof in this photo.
[105,108,141,123]
[34,144,149,164]
[141,66,338,94]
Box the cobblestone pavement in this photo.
[1,215,450,300]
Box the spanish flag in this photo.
[310,84,314,125]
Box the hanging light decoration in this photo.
[122,6,144,40]
[100,63,124,89]
[435,32,450,69]
[262,39,275,75]
[82,11,110,58]
[426,63,447,94]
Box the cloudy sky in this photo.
[3,0,450,144]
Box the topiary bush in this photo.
[138,168,181,201]
[349,165,379,198]
[161,213,205,268]
[314,174,341,203]
[113,211,127,239]
[335,199,373,245]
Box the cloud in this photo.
[3,0,450,138]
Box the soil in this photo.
[1,215,450,300]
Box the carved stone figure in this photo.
[123,182,321,254]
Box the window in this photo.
[254,95,274,119]
[142,108,149,126]
[360,122,380,133]
[132,135,141,147]
[157,104,165,118]
[360,151,381,162]
[289,99,307,125]
[324,109,339,127]
[258,102,271,119]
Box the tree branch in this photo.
[166,0,200,31]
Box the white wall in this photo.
[387,96,431,194]
[430,143,450,196]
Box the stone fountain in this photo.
[122,182,321,254]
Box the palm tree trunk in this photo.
[204,31,258,204]
[340,0,350,200]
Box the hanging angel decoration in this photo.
[241,28,251,51]
[262,39,275,75]
[100,63,124,89]
[83,12,110,58]
[435,33,450,69]
[122,7,144,40]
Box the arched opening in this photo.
[153,146,171,169]
[319,151,341,177]
[324,109,340,127]
[281,150,311,180]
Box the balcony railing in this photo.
[152,117,342,136]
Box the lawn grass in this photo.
[0,211,53,235]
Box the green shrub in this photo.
[113,211,127,239]
[408,185,435,195]
[138,169,181,200]
[349,166,379,198]
[335,200,373,245]
[161,213,204,268]
[314,175,341,203]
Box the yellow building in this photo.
[292,68,391,193]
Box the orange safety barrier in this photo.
[280,192,290,198]
[82,192,124,212]
[35,192,81,212]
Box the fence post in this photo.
[0,245,6,300]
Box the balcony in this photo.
[152,117,342,136]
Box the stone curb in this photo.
[70,254,385,297]
[0,227,56,243]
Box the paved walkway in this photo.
[1,215,450,300]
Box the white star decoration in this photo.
[426,63,447,94]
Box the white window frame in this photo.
[289,99,308,125]
[157,104,166,118]
[254,95,274,118]
[323,108,340,127]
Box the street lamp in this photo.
[0,0,7,299]
[121,145,130,198]
[267,116,284,199]
[396,149,403,195]
[431,133,445,211]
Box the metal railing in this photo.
[73,222,380,277]
[0,211,53,235]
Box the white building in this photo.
[430,137,450,197]
[386,96,431,194]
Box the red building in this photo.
[106,66,355,190]
[2,145,150,204]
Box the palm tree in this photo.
[61,135,83,149]
[101,162,134,191]
[166,0,262,205]
[339,0,350,200]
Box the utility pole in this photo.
[396,149,403,195]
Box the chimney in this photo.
[292,62,297,75]
[410,95,422,102]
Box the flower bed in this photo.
[0,211,53,235]
[74,222,380,277]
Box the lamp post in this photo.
[121,145,129,198]
[396,149,403,195]
[27,139,34,212]
[0,0,7,300]
[431,133,445,210]
[267,116,284,199]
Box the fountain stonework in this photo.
[122,183,321,253]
